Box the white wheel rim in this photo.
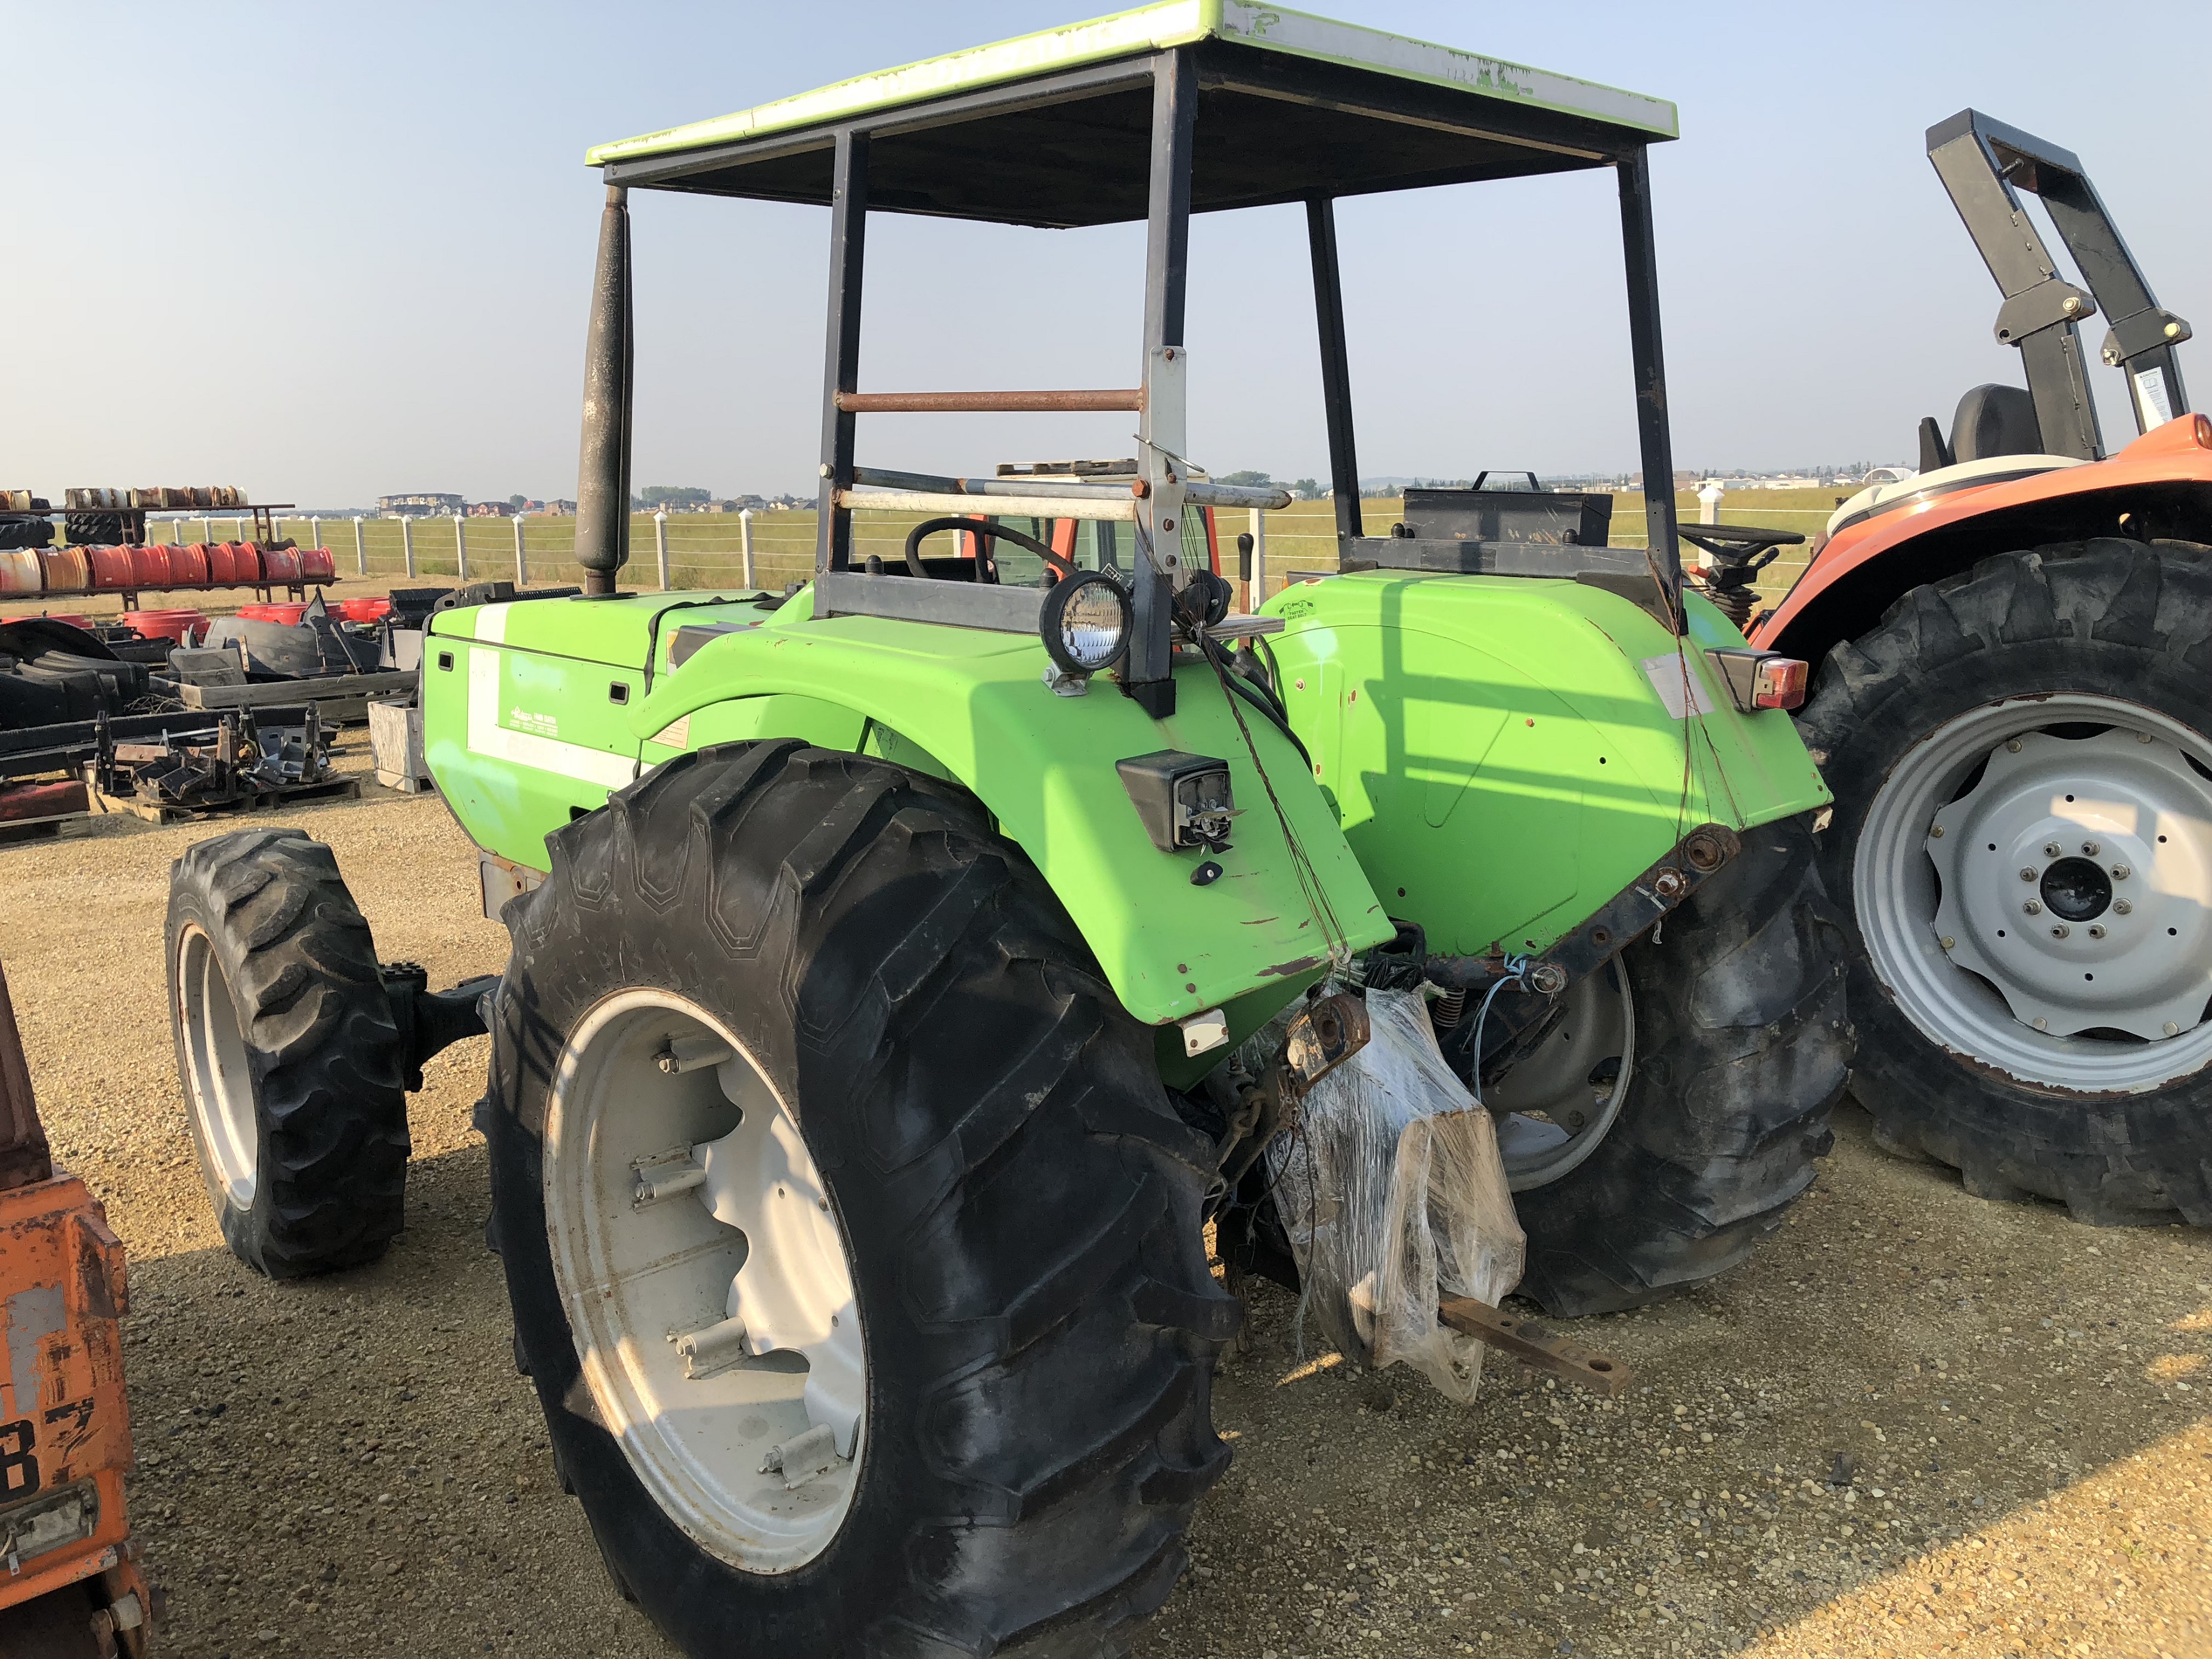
[1485,962,1635,1191]
[175,923,258,1209]
[1856,693,2212,1094]
[543,991,866,1574]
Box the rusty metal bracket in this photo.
[1438,1295,1633,1397]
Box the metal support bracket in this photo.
[1438,1295,1633,1397]
[1993,278,2096,345]
[381,965,501,1093]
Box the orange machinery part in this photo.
[35,550,89,596]
[0,966,151,1655]
[166,543,209,586]
[126,545,171,590]
[1753,413,2212,658]
[82,547,132,592]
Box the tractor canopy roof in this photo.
[586,1,1678,227]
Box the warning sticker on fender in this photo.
[1640,653,1714,720]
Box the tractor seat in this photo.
[1919,382,2046,472]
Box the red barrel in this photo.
[86,545,134,590]
[0,550,40,594]
[203,542,242,584]
[121,608,207,644]
[129,544,174,588]
[36,548,91,594]
[297,546,336,581]
[340,596,393,624]
[238,602,308,625]
[259,545,303,582]
[168,542,209,586]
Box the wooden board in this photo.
[175,671,417,726]
[91,773,361,826]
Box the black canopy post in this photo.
[1615,147,1682,622]
[575,184,634,594]
[1126,46,1197,721]
[1306,198,1363,544]
[817,129,871,574]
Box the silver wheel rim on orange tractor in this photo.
[1856,693,2212,1093]
[543,991,866,1573]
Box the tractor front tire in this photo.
[166,829,410,1277]
[1800,539,2212,1224]
[1511,813,1850,1315]
[485,742,1238,1658]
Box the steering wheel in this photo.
[900,517,1074,584]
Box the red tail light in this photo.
[1753,656,1808,710]
[1706,647,1810,714]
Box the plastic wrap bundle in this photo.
[1266,988,1525,1402]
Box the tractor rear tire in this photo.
[485,741,1238,1658]
[166,829,410,1277]
[1799,539,2212,1224]
[1511,813,1850,1316]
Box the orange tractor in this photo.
[0,966,151,1656]
[1733,110,2211,1227]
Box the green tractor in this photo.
[166,7,1846,1653]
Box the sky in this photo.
[1,1,2205,507]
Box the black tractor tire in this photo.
[1511,813,1851,1316]
[166,829,410,1277]
[485,741,1240,1658]
[61,512,123,547]
[1799,538,2212,1224]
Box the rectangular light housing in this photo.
[1706,647,1809,713]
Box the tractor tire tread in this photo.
[489,743,1237,1658]
[1798,539,2212,1227]
[167,829,409,1277]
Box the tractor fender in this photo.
[422,597,1389,1044]
[1755,415,2212,669]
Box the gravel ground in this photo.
[1,740,2207,1658]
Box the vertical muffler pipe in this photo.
[576,184,633,594]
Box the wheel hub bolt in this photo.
[2019,867,2039,882]
[2165,1022,2180,1037]
[2044,841,2063,857]
[2051,924,2070,938]
[2082,841,2101,857]
[2114,898,2133,914]
[2112,864,2132,880]
[2024,900,2043,915]
[1941,935,1956,950]
[2034,1016,2049,1029]
[2007,739,2024,753]
[2088,924,2106,939]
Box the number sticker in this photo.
[0,1419,39,1501]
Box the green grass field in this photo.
[114,486,1849,610]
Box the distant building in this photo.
[543,500,577,516]
[378,492,464,517]
[467,501,513,517]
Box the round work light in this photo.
[1040,572,1132,674]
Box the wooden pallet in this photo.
[91,774,361,826]
[0,811,89,847]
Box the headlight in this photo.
[1040,572,1132,675]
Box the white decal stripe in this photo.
[475,603,512,644]
[466,647,639,789]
